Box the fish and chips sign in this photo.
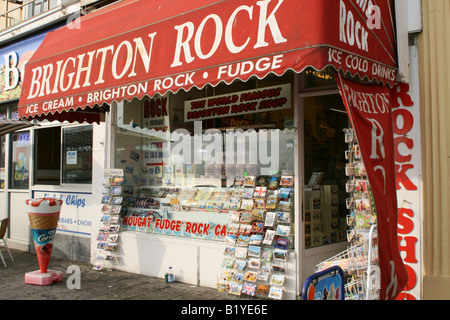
[184,84,290,122]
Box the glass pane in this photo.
[114,74,296,245]
[62,126,93,184]
[10,130,31,189]
[34,127,61,185]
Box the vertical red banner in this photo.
[336,74,408,300]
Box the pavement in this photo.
[0,249,240,301]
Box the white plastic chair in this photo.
[0,218,14,267]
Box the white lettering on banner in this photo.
[217,54,283,80]
[87,82,148,104]
[385,260,399,299]
[328,47,396,82]
[3,51,20,91]
[27,34,157,99]
[368,118,385,160]
[170,0,287,67]
[340,0,369,52]
[153,72,195,91]
[341,83,390,114]
[42,97,74,111]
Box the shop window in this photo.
[33,125,92,185]
[62,126,93,184]
[114,73,296,244]
[303,94,349,248]
[10,130,31,189]
[34,126,61,185]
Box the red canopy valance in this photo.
[18,0,397,122]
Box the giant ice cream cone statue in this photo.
[25,198,64,285]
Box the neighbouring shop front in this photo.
[16,0,413,299]
[0,24,96,263]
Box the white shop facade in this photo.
[16,0,418,300]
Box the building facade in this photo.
[1,0,440,300]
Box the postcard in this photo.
[239,224,252,235]
[251,221,264,233]
[243,176,256,186]
[243,271,258,282]
[270,274,285,286]
[223,247,236,257]
[275,225,290,236]
[253,199,266,209]
[105,242,117,251]
[268,176,279,189]
[242,188,254,198]
[249,234,263,245]
[265,212,277,227]
[268,287,284,300]
[236,235,250,247]
[235,247,248,259]
[272,262,287,273]
[253,186,267,198]
[261,249,273,263]
[276,211,291,223]
[248,258,261,270]
[280,175,294,186]
[274,238,290,250]
[97,232,108,241]
[251,210,265,221]
[248,245,261,257]
[239,212,253,223]
[229,283,243,296]
[273,248,288,261]
[222,258,235,269]
[233,260,247,270]
[241,198,254,210]
[232,272,244,283]
[242,282,257,296]
[256,284,270,296]
[263,230,275,245]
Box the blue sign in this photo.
[302,266,345,300]
[0,30,50,102]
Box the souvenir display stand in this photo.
[315,128,379,300]
[93,169,124,270]
[216,174,295,300]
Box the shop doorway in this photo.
[297,87,350,288]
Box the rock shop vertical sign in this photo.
[392,79,422,300]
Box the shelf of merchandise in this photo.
[93,170,124,271]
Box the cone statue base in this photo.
[25,270,63,286]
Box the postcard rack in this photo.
[217,174,295,300]
[93,169,124,271]
[315,128,379,299]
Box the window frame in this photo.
[32,122,93,188]
[61,124,93,187]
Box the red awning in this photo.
[18,0,397,122]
